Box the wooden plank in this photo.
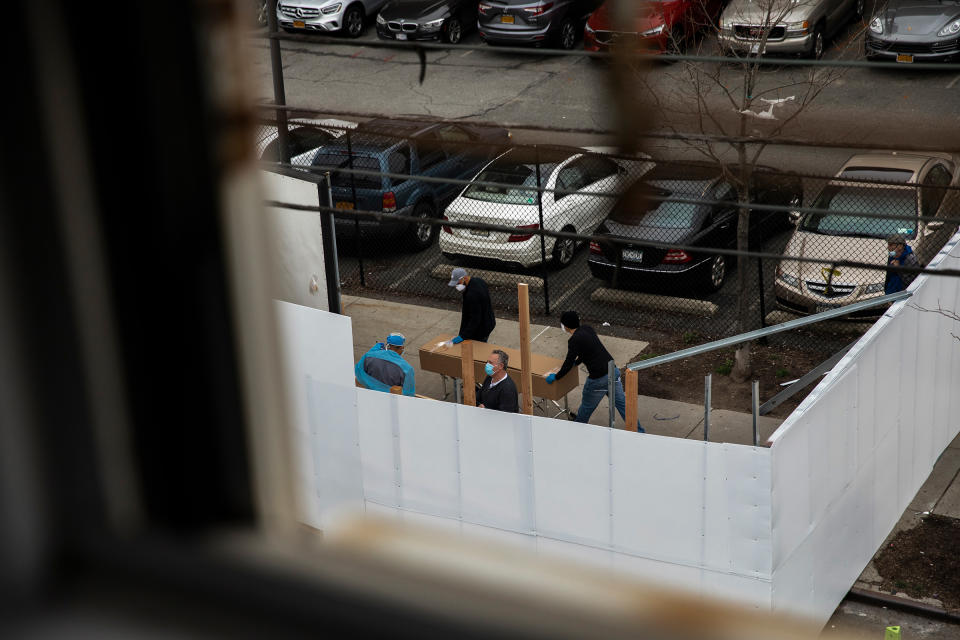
[518,283,534,416]
[461,339,475,407]
[624,368,638,432]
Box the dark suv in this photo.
[479,0,602,49]
[310,119,510,250]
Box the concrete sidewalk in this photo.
[343,294,783,444]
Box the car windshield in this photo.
[464,163,559,205]
[609,180,710,229]
[312,153,382,190]
[801,185,918,238]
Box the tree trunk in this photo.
[732,141,753,383]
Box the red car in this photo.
[584,0,722,54]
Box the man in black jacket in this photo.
[447,267,496,344]
[477,349,519,413]
[546,310,644,432]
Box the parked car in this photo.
[376,0,477,44]
[865,0,960,62]
[587,162,802,292]
[717,0,863,59]
[255,118,357,165]
[775,152,957,316]
[479,0,604,49]
[584,0,723,54]
[440,146,652,268]
[277,0,387,38]
[310,119,510,250]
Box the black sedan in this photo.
[587,163,802,292]
[376,0,478,44]
[865,0,960,62]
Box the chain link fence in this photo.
[258,119,960,355]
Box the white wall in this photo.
[768,232,960,624]
[262,170,328,310]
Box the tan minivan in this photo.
[775,152,957,316]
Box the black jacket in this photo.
[556,325,614,380]
[459,277,496,342]
[477,374,519,413]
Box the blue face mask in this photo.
[485,363,495,376]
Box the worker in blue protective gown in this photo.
[355,332,416,396]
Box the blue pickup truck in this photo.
[310,118,510,251]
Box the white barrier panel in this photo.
[275,301,359,528]
[769,232,960,624]
[262,169,327,310]
[346,386,773,610]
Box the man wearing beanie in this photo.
[546,311,644,432]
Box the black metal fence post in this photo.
[534,145,550,315]
[319,172,342,313]
[266,1,289,164]
[346,130,365,287]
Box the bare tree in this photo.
[621,0,863,381]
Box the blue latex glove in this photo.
[546,373,556,384]
[451,336,464,344]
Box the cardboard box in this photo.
[418,334,579,402]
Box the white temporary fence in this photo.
[277,230,960,625]
[768,231,960,624]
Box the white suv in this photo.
[277,0,387,38]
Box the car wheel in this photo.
[666,26,684,56]
[551,227,577,268]
[557,19,577,50]
[407,202,437,251]
[445,17,463,44]
[704,255,727,292]
[809,24,825,59]
[343,5,365,38]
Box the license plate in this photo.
[815,304,840,313]
[397,33,407,40]
[470,229,490,237]
[750,43,763,54]
[896,53,914,63]
[293,20,306,28]
[501,14,515,23]
[622,249,643,262]
[335,202,355,210]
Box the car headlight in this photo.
[863,282,885,295]
[938,18,960,36]
[784,20,809,35]
[422,17,445,32]
[585,22,595,34]
[869,16,883,34]
[376,13,386,24]
[641,24,665,37]
[777,268,800,288]
[322,2,342,15]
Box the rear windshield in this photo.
[609,180,710,229]
[312,153,383,190]
[260,127,332,162]
[464,162,558,205]
[838,167,914,183]
[801,185,918,238]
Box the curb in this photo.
[590,288,719,317]
[431,264,544,291]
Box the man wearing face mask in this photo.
[476,349,518,413]
[546,311,644,432]
[355,332,416,396]
[884,234,919,294]
[447,267,496,345]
